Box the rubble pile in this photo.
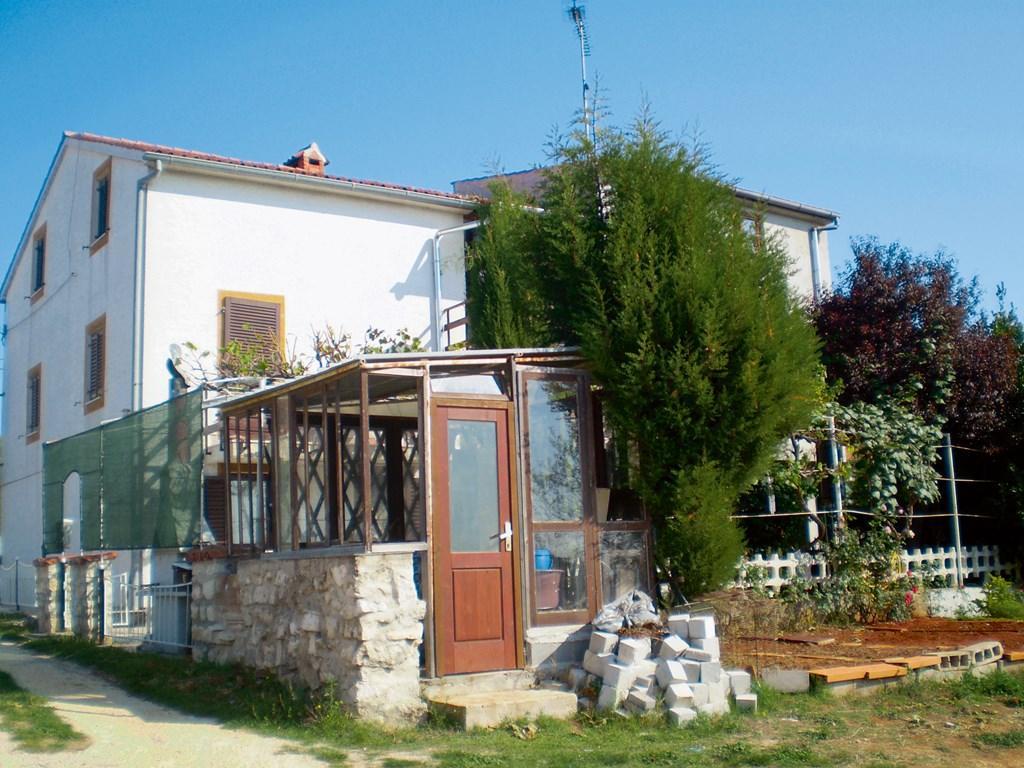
[573,612,757,725]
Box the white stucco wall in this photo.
[139,169,468,407]
[1,142,144,566]
[761,211,832,302]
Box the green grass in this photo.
[0,668,89,752]
[2,614,1024,766]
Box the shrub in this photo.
[976,576,1024,620]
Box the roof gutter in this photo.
[131,158,163,411]
[431,220,481,351]
[144,153,476,212]
[733,187,839,225]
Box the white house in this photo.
[0,132,838,595]
[0,132,476,585]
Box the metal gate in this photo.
[106,573,192,650]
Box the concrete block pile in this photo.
[577,612,756,725]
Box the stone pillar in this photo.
[66,553,116,641]
[347,552,426,722]
[33,556,62,634]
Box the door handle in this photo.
[498,521,513,552]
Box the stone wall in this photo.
[34,553,115,638]
[191,551,425,723]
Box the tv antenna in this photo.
[568,2,595,143]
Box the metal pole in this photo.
[827,416,844,534]
[14,559,19,611]
[942,433,965,588]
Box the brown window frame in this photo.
[30,224,46,301]
[89,159,112,254]
[26,364,42,443]
[520,369,600,627]
[84,314,106,413]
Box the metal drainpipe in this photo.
[431,220,481,351]
[131,159,163,411]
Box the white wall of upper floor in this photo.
[760,210,832,303]
[139,167,467,406]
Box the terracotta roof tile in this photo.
[64,131,477,204]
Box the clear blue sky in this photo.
[2,0,1022,312]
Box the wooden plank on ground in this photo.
[883,655,942,670]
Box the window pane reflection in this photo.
[527,379,582,522]
[600,530,648,603]
[534,532,587,612]
[448,419,499,552]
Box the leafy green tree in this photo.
[467,112,822,597]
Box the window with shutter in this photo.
[26,365,41,440]
[31,225,46,297]
[84,315,105,413]
[90,159,111,253]
[222,294,283,355]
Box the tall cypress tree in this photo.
[468,113,822,597]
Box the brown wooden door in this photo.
[432,405,517,676]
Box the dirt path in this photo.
[0,642,330,767]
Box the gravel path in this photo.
[0,641,329,767]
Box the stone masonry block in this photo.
[632,675,657,696]
[626,689,657,713]
[726,670,752,696]
[617,637,651,665]
[735,693,758,713]
[691,637,720,659]
[680,660,702,683]
[700,661,722,684]
[688,615,716,639]
[659,634,689,659]
[635,658,658,679]
[667,614,690,638]
[699,700,730,717]
[604,662,639,692]
[664,682,694,708]
[584,650,614,677]
[689,682,709,707]
[683,647,713,663]
[589,630,620,655]
[667,705,698,726]
[597,684,621,711]
[656,659,686,688]
[706,678,728,705]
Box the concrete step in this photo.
[421,669,537,700]
[428,689,578,729]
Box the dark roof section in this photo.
[66,132,476,205]
[452,167,838,225]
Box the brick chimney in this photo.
[284,142,329,176]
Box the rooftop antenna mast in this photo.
[568,1,595,144]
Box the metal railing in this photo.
[106,573,192,650]
[441,301,468,350]
[0,560,38,611]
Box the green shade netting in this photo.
[42,390,203,554]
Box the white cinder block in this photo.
[566,666,588,692]
[682,647,713,663]
[667,705,698,726]
[597,684,621,711]
[632,674,657,696]
[726,670,752,696]
[589,630,620,655]
[689,682,709,707]
[698,700,730,717]
[655,658,686,688]
[667,614,690,638]
[706,679,728,705]
[659,634,689,659]
[688,615,716,639]
[735,693,758,713]
[681,660,702,683]
[691,637,720,659]
[626,689,657,713]
[700,661,722,684]
[583,650,613,677]
[664,682,694,708]
[603,662,639,692]
[635,658,659,679]
[617,637,652,665]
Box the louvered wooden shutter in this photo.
[86,330,104,401]
[204,477,228,543]
[223,297,281,353]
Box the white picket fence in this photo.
[738,544,1017,591]
[0,561,37,611]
